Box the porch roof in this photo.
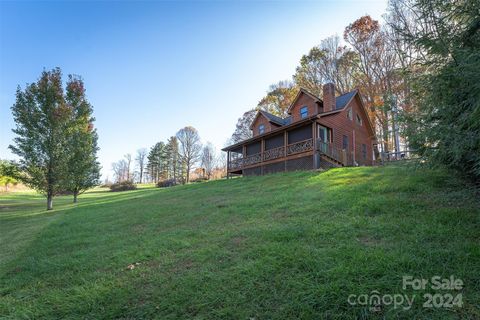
[222,115,318,152]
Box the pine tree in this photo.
[166,136,180,182]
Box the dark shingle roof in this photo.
[335,90,357,110]
[260,111,291,126]
[259,89,357,127]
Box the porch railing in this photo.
[228,138,314,171]
[317,141,354,166]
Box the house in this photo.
[222,83,378,176]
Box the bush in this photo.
[156,179,178,188]
[190,177,209,183]
[109,180,137,192]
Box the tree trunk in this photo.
[47,193,53,210]
[73,190,78,203]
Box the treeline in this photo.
[231,0,480,180]
[111,127,226,185]
[8,68,100,209]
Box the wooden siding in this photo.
[251,113,280,137]
[318,95,374,165]
[289,92,321,122]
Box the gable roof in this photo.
[250,110,291,129]
[286,88,321,114]
[261,111,292,126]
[335,90,357,110]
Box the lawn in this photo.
[0,164,479,319]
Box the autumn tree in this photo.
[294,35,359,96]
[344,15,400,153]
[257,81,297,117]
[10,68,75,210]
[64,75,100,203]
[176,126,202,184]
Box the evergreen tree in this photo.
[147,142,167,183]
[391,0,480,180]
[166,136,180,182]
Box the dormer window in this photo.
[258,124,265,135]
[300,106,308,119]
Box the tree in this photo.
[257,81,297,117]
[388,0,480,180]
[9,68,73,210]
[112,159,129,182]
[0,160,19,192]
[147,142,166,183]
[230,110,256,144]
[135,148,147,183]
[344,15,400,153]
[201,142,216,180]
[64,75,100,203]
[294,35,359,96]
[166,136,180,182]
[124,154,132,181]
[176,126,202,184]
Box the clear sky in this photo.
[0,0,387,179]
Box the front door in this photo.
[317,125,330,153]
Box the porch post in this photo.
[226,150,230,179]
[261,139,265,175]
[284,131,287,172]
[312,121,319,169]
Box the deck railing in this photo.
[286,138,314,155]
[263,146,285,161]
[228,138,314,171]
[317,141,354,166]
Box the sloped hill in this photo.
[0,165,479,319]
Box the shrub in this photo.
[109,180,137,192]
[156,179,178,188]
[190,177,208,183]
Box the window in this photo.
[300,106,308,119]
[356,114,363,126]
[342,135,349,150]
[347,108,353,120]
[258,124,265,135]
[362,144,367,159]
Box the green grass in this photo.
[0,164,479,319]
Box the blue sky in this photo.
[0,0,387,179]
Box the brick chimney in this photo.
[322,83,336,112]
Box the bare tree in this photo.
[135,148,147,184]
[230,110,256,144]
[176,126,202,184]
[201,142,216,180]
[216,151,227,178]
[112,159,128,182]
[124,153,132,181]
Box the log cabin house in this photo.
[222,83,378,176]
